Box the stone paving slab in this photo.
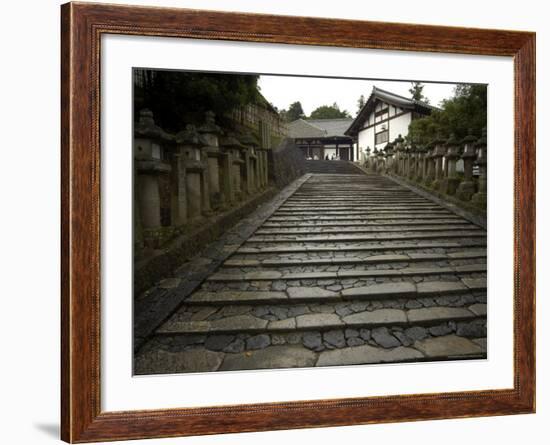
[316,344,424,367]
[342,282,416,298]
[413,334,482,358]
[462,277,488,289]
[342,309,407,326]
[187,291,288,304]
[219,345,318,371]
[134,347,224,375]
[407,307,476,323]
[287,287,340,300]
[469,303,488,316]
[296,313,343,329]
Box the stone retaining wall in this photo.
[135,186,278,295]
[268,138,306,188]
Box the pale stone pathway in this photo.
[136,171,487,374]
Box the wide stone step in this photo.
[223,250,486,267]
[157,304,484,335]
[288,196,421,200]
[187,280,486,305]
[236,240,487,254]
[279,207,443,212]
[261,219,474,227]
[207,265,487,282]
[273,210,453,216]
[281,201,434,207]
[136,333,485,374]
[268,215,463,221]
[247,231,485,243]
[254,225,479,235]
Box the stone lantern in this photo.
[384,142,394,173]
[134,109,175,249]
[456,129,478,201]
[239,132,261,194]
[415,144,428,183]
[372,147,379,172]
[175,124,210,222]
[431,132,447,190]
[440,133,461,195]
[394,134,405,176]
[407,141,418,179]
[220,133,247,202]
[472,127,487,206]
[375,145,385,172]
[365,147,371,169]
[198,111,223,210]
[423,140,436,186]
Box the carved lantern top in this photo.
[384,142,394,157]
[239,133,260,156]
[175,124,201,147]
[198,110,222,135]
[176,125,204,164]
[461,128,478,145]
[220,132,247,159]
[134,109,174,143]
[432,132,448,156]
[394,133,405,145]
[445,133,461,158]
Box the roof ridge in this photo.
[373,85,437,110]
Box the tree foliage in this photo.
[309,102,351,119]
[409,82,429,103]
[407,84,487,145]
[279,101,306,122]
[134,69,260,132]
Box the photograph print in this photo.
[132,68,488,375]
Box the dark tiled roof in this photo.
[345,86,438,137]
[307,118,355,137]
[288,118,354,139]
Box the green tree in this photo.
[310,102,351,119]
[407,84,487,145]
[409,82,429,103]
[356,94,366,115]
[134,69,260,132]
[280,101,306,122]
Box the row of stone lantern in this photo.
[364,128,487,206]
[134,109,270,249]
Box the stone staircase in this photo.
[303,160,362,174]
[136,173,487,374]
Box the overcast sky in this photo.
[258,75,458,117]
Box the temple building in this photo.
[345,86,436,158]
[288,118,355,161]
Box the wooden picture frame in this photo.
[61,2,536,442]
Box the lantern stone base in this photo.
[471,191,487,206]
[431,179,442,191]
[439,177,461,196]
[456,181,476,201]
